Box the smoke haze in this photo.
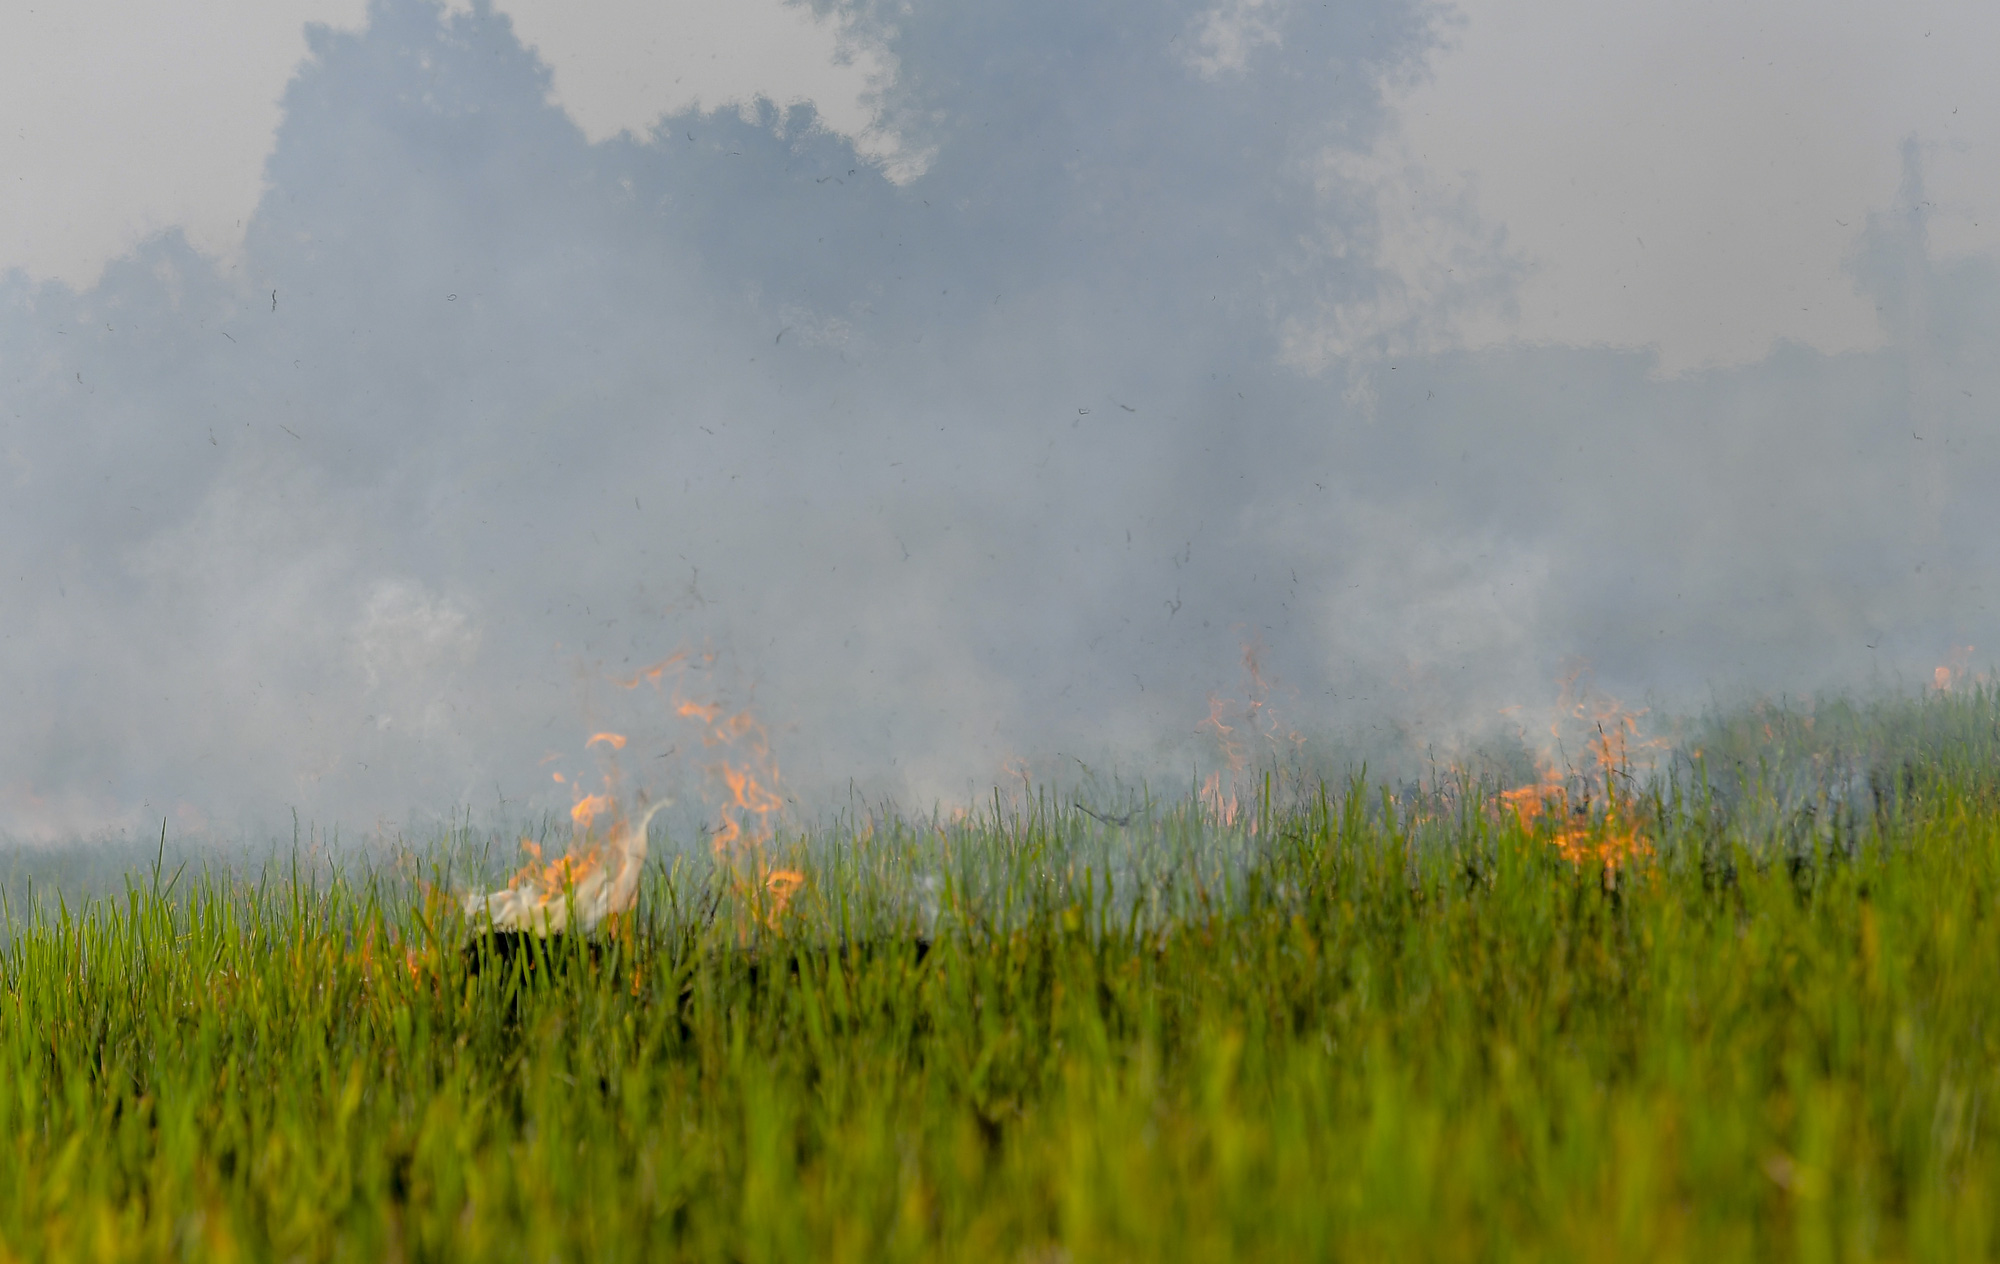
[4,0,1998,840]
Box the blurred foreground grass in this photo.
[5,690,2000,1261]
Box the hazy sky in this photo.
[3,0,1997,840]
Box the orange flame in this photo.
[1498,668,1658,872]
[464,719,666,934]
[1198,695,1243,770]
[1195,637,1292,832]
[1199,771,1242,827]
[625,648,799,936]
[677,699,722,724]
[618,652,687,689]
[465,797,666,936]
[570,793,615,830]
[762,868,805,919]
[1934,646,1977,693]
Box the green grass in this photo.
[6,693,2000,1261]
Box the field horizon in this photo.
[4,684,1999,1259]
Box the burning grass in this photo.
[6,688,2000,1260]
[462,654,803,939]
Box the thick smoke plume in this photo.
[3,0,1995,841]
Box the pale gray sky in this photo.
[0,0,886,284]
[1384,0,2000,371]
[7,1,1998,365]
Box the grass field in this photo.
[5,688,2000,1261]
